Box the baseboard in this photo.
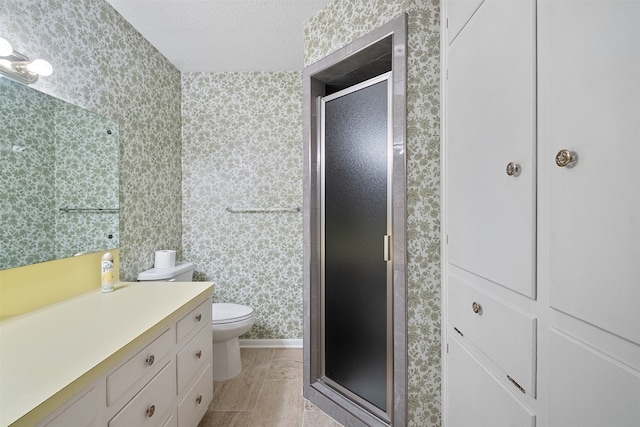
[239,339,303,348]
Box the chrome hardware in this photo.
[145,355,155,366]
[506,162,521,177]
[383,235,391,261]
[226,206,301,213]
[195,313,202,322]
[196,395,203,405]
[195,350,202,359]
[59,207,119,213]
[146,404,156,418]
[555,149,575,167]
[472,302,482,315]
[507,375,526,394]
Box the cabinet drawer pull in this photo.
[555,149,576,167]
[507,375,526,394]
[472,301,482,315]
[145,355,155,366]
[505,162,521,176]
[146,404,156,418]
[195,313,202,322]
[196,395,203,405]
[195,350,202,359]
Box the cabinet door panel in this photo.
[177,300,211,344]
[447,0,485,44]
[449,275,536,396]
[548,330,640,427]
[109,361,176,427]
[177,326,212,394]
[107,328,174,405]
[42,387,97,427]
[540,0,640,345]
[447,0,536,298]
[177,363,213,427]
[447,334,535,427]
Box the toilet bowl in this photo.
[212,303,254,381]
[137,261,254,382]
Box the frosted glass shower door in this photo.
[321,73,392,415]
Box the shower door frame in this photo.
[320,72,394,421]
[303,14,408,427]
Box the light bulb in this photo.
[26,58,53,76]
[0,59,11,69]
[0,38,12,57]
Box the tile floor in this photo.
[198,348,342,427]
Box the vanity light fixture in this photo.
[0,37,53,84]
[0,37,12,56]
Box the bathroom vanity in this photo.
[0,281,214,427]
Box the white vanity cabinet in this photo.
[108,360,177,427]
[40,387,101,427]
[174,300,213,426]
[103,300,213,427]
[0,282,213,427]
[443,0,640,426]
[106,328,175,407]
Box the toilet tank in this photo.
[137,261,194,282]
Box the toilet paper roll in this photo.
[154,250,176,269]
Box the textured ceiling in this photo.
[105,0,332,72]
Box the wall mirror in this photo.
[0,77,119,270]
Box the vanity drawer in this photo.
[177,363,213,427]
[176,299,211,343]
[109,360,176,427]
[448,274,537,396]
[42,387,97,427]
[162,413,177,427]
[177,325,212,393]
[107,328,174,405]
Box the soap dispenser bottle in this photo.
[101,252,115,293]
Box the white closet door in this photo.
[547,330,640,427]
[446,0,485,44]
[447,0,536,298]
[539,0,640,345]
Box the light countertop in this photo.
[0,281,214,427]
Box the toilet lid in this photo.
[212,303,254,324]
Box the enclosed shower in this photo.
[303,15,408,427]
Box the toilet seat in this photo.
[212,303,254,325]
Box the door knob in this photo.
[146,404,155,418]
[555,149,575,167]
[506,162,521,177]
[472,301,482,315]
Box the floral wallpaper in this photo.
[182,72,303,339]
[0,77,119,270]
[0,0,182,280]
[0,78,56,269]
[305,1,442,426]
[1,2,441,423]
[54,100,119,260]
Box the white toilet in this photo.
[210,302,254,381]
[137,261,255,381]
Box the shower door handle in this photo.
[383,235,392,261]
